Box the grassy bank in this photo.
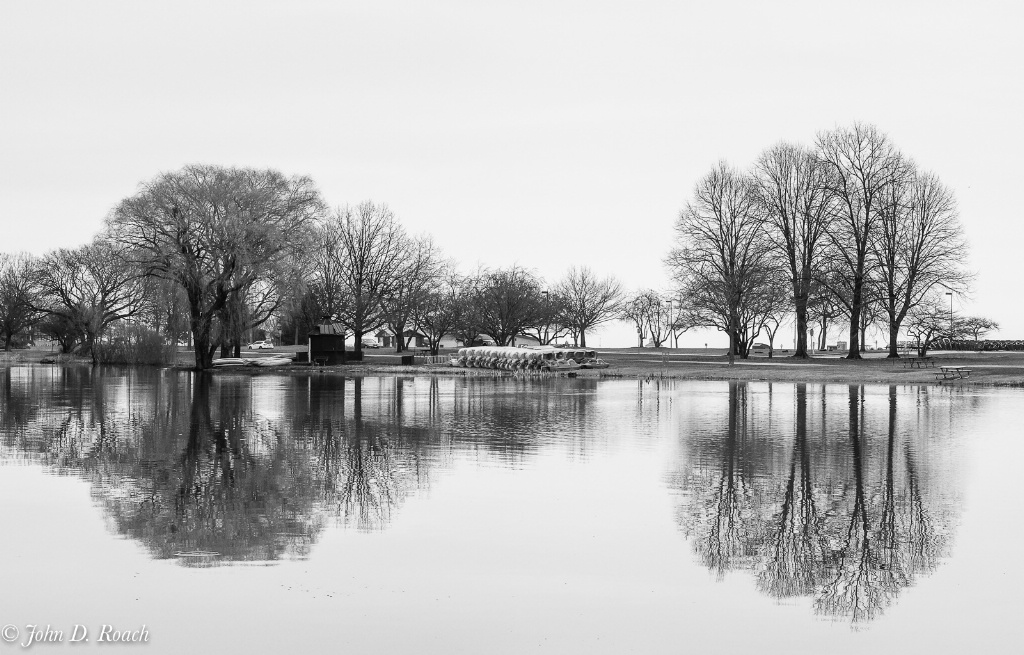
[8,344,1024,387]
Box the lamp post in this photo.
[945,292,953,337]
[668,299,674,348]
[541,290,550,345]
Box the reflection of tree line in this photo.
[674,382,958,624]
[0,369,602,565]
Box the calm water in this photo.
[1,367,1022,653]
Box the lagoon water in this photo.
[1,367,1022,654]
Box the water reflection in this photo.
[0,368,605,566]
[672,382,961,624]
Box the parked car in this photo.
[248,340,274,350]
[361,340,382,349]
[750,343,771,354]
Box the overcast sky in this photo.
[2,1,1021,347]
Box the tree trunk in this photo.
[393,322,405,353]
[847,277,863,359]
[580,330,587,348]
[887,322,900,359]
[793,293,809,358]
[727,310,736,366]
[192,323,214,369]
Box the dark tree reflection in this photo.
[673,382,961,624]
[756,384,831,600]
[0,370,444,565]
[1,368,603,566]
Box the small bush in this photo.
[94,326,174,366]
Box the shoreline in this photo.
[5,348,1024,387]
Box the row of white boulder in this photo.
[450,346,608,371]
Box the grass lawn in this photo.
[5,343,1024,387]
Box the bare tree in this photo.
[0,252,43,351]
[107,165,323,369]
[520,290,571,346]
[620,291,661,347]
[755,143,835,358]
[872,167,970,358]
[905,295,960,356]
[554,267,623,348]
[748,276,791,357]
[382,235,443,352]
[315,202,407,355]
[668,162,771,364]
[816,123,903,359]
[665,291,695,348]
[412,268,463,355]
[449,270,485,347]
[474,266,544,346]
[958,316,998,348]
[34,240,146,363]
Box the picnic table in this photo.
[900,356,936,368]
[936,366,973,380]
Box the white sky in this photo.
[2,1,1021,347]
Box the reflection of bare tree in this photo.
[815,386,902,623]
[0,369,447,564]
[678,383,760,578]
[757,384,830,599]
[674,382,961,624]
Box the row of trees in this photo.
[669,122,980,360]
[0,165,629,368]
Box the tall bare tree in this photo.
[668,162,770,364]
[314,202,406,355]
[0,252,43,351]
[554,266,623,348]
[382,235,443,352]
[816,123,902,359]
[755,143,835,358]
[107,165,323,369]
[872,168,970,358]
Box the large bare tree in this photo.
[755,143,835,358]
[554,266,623,348]
[816,123,902,359]
[668,162,771,364]
[382,235,443,352]
[107,165,323,369]
[872,167,970,358]
[473,266,544,346]
[314,202,407,355]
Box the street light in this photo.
[945,292,953,336]
[541,290,550,345]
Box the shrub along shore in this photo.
[7,346,1024,387]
